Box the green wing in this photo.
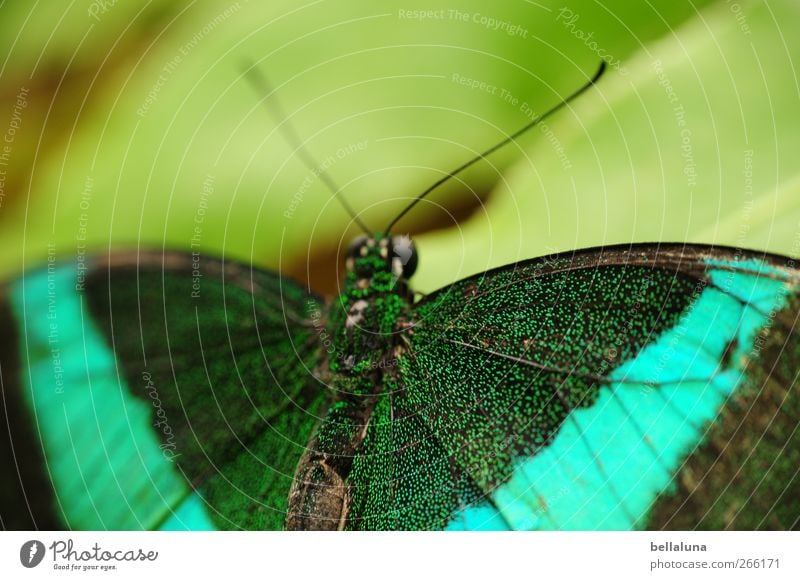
[348,244,800,530]
[1,251,327,530]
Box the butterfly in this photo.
[1,62,799,531]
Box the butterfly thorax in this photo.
[327,234,416,380]
[286,233,417,529]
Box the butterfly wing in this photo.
[0,251,327,530]
[347,244,800,530]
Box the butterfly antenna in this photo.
[383,61,606,234]
[243,61,372,235]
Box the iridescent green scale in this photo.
[2,242,798,530]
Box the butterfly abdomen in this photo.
[285,236,416,530]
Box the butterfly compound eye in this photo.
[391,235,418,279]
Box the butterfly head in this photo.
[345,234,418,281]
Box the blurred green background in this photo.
[0,0,798,295]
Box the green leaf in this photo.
[417,0,800,292]
[6,0,793,299]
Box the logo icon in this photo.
[19,540,46,568]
